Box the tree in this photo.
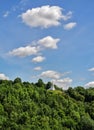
[14,77,22,84]
[79,114,94,130]
[36,79,45,88]
[1,78,94,130]
[46,82,52,89]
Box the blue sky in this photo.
[0,0,94,89]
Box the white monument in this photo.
[48,82,55,91]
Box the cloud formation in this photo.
[53,78,72,90]
[84,81,94,88]
[20,0,29,6]
[3,11,10,18]
[0,73,9,80]
[63,22,77,30]
[21,5,72,28]
[40,70,72,89]
[34,66,42,71]
[32,56,45,63]
[38,36,60,49]
[9,46,40,57]
[88,67,94,72]
[9,36,60,58]
[41,70,62,79]
[62,11,72,21]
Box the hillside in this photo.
[0,78,94,130]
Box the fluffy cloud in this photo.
[63,22,77,30]
[84,81,94,88]
[41,70,62,79]
[40,70,71,80]
[53,78,73,90]
[34,66,42,71]
[8,36,60,58]
[38,36,60,49]
[32,56,45,63]
[88,67,94,72]
[0,73,9,80]
[40,70,72,89]
[3,11,10,18]
[21,5,72,28]
[9,46,39,57]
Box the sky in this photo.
[0,0,94,89]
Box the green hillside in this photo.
[0,78,94,130]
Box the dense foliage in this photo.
[0,78,94,130]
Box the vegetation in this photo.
[0,78,94,130]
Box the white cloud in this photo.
[84,81,94,88]
[21,5,72,28]
[62,11,72,21]
[40,70,72,89]
[38,36,60,49]
[32,56,45,63]
[3,11,10,18]
[40,70,71,80]
[88,67,94,72]
[8,36,60,58]
[62,71,72,76]
[63,22,77,30]
[9,46,40,57]
[41,70,62,79]
[34,66,42,71]
[53,78,73,90]
[0,73,9,80]
[33,69,72,89]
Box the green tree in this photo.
[36,79,45,88]
[14,77,22,84]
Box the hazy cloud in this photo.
[20,0,29,6]
[3,11,10,18]
[32,56,45,63]
[53,78,73,90]
[62,11,72,21]
[21,5,72,28]
[64,22,77,30]
[34,66,42,71]
[38,36,60,49]
[84,81,94,88]
[0,73,9,80]
[88,67,94,72]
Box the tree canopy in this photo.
[0,78,94,130]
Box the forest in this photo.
[0,77,94,130]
